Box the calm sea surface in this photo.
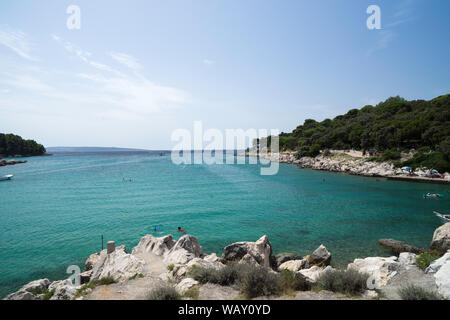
[1,151,449,297]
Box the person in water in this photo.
[178,226,186,234]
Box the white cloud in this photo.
[1,36,191,119]
[109,52,141,70]
[0,26,37,61]
[52,34,118,74]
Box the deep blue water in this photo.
[0,151,449,297]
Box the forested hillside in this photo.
[274,94,450,172]
[0,133,46,156]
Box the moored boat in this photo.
[0,174,14,181]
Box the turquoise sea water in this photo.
[0,151,449,297]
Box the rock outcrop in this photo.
[398,252,417,266]
[175,278,199,295]
[434,261,450,299]
[91,246,146,282]
[347,256,401,287]
[275,253,302,267]
[430,223,450,254]
[4,278,50,300]
[48,279,80,300]
[278,259,309,272]
[163,235,203,265]
[426,250,450,274]
[305,244,331,266]
[298,266,334,283]
[131,235,175,257]
[425,250,450,299]
[378,239,425,254]
[221,235,275,269]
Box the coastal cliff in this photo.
[5,223,450,300]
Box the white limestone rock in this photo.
[222,235,274,269]
[175,278,199,295]
[398,252,417,266]
[91,246,146,282]
[132,235,175,257]
[430,223,450,254]
[434,261,450,299]
[426,250,450,274]
[347,256,400,287]
[278,259,309,272]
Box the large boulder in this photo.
[90,246,146,282]
[430,223,450,254]
[4,279,50,300]
[163,235,203,265]
[4,290,40,300]
[434,261,450,299]
[175,278,199,295]
[131,235,175,257]
[278,259,309,272]
[398,252,417,266]
[221,235,275,269]
[20,278,50,293]
[426,250,450,274]
[298,266,334,283]
[306,245,331,266]
[378,239,425,255]
[347,256,401,287]
[48,279,80,300]
[85,252,103,271]
[275,253,302,267]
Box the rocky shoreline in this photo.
[242,151,450,184]
[0,159,28,166]
[5,223,450,301]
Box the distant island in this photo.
[46,146,151,153]
[0,133,46,157]
[258,94,450,173]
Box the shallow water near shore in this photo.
[0,151,449,297]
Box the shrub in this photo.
[183,285,200,300]
[238,266,281,299]
[398,285,442,300]
[147,285,180,300]
[188,263,250,286]
[278,269,311,292]
[322,149,332,157]
[42,289,55,300]
[128,273,144,280]
[188,265,218,284]
[167,264,175,272]
[314,269,369,295]
[97,277,117,285]
[416,251,441,271]
[381,148,401,161]
[74,277,117,299]
[189,263,291,299]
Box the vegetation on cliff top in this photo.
[0,133,46,156]
[264,94,450,172]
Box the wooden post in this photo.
[101,235,104,250]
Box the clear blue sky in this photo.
[0,0,449,149]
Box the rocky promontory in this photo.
[0,158,27,166]
[242,150,450,183]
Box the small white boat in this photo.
[433,211,450,223]
[0,174,14,181]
